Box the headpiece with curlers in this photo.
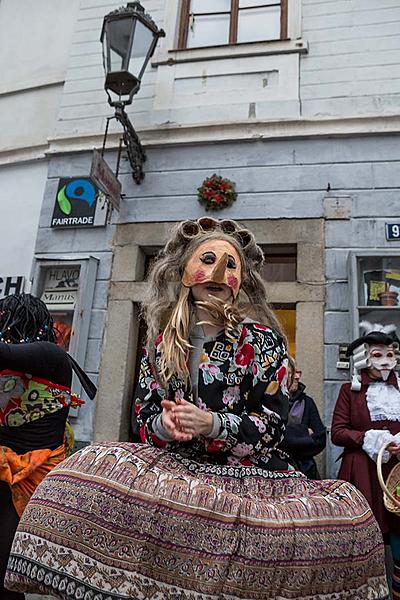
[347,321,400,391]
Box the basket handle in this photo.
[377,442,400,508]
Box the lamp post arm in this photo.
[115,105,147,184]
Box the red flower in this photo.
[239,326,248,345]
[235,343,255,367]
[276,364,287,384]
[207,439,226,452]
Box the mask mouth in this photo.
[205,284,225,293]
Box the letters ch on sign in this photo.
[0,276,24,299]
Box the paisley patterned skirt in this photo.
[5,443,389,600]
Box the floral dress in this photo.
[135,322,290,470]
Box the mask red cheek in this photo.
[228,275,239,290]
[194,270,206,283]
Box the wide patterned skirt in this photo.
[5,443,389,600]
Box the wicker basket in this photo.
[377,443,400,515]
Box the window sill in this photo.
[152,38,308,67]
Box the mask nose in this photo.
[210,253,228,283]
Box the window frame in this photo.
[177,0,288,50]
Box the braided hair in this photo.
[0,293,56,344]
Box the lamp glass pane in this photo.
[187,13,230,48]
[237,6,280,42]
[107,17,133,71]
[129,19,154,77]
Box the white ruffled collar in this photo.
[366,374,400,422]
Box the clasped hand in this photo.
[160,398,213,442]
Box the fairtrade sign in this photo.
[51,178,107,228]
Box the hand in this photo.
[387,442,400,456]
[160,400,194,442]
[170,398,214,437]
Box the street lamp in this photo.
[100,2,165,183]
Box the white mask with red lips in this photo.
[368,344,398,381]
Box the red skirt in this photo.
[338,448,400,535]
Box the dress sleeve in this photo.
[204,326,289,458]
[133,347,173,448]
[331,384,365,449]
[0,341,72,387]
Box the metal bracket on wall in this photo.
[102,105,146,184]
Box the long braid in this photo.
[0,294,56,344]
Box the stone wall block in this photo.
[325,311,351,344]
[326,282,349,311]
[325,249,349,280]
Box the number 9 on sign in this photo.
[386,223,400,240]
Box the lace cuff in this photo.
[362,429,395,463]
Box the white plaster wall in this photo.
[53,0,400,144]
[0,161,48,279]
[0,0,79,156]
[301,0,400,118]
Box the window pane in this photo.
[237,6,281,43]
[187,14,230,48]
[191,0,231,13]
[239,0,280,7]
[273,307,296,357]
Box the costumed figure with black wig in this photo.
[6,220,389,600]
[0,293,96,600]
[332,321,400,599]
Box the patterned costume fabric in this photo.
[6,444,389,600]
[136,323,289,469]
[0,370,83,427]
[5,324,390,599]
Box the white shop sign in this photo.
[41,290,77,311]
[44,266,80,290]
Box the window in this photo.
[261,245,297,282]
[178,0,288,49]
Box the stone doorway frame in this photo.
[94,219,325,457]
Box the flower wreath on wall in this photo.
[197,174,237,211]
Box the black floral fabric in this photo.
[134,322,290,470]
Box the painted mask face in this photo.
[182,239,242,298]
[368,344,398,380]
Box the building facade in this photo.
[2,0,400,474]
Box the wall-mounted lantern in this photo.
[100,2,165,183]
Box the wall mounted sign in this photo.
[90,150,121,211]
[44,266,80,290]
[41,290,77,310]
[0,276,24,299]
[386,223,400,240]
[51,178,107,228]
